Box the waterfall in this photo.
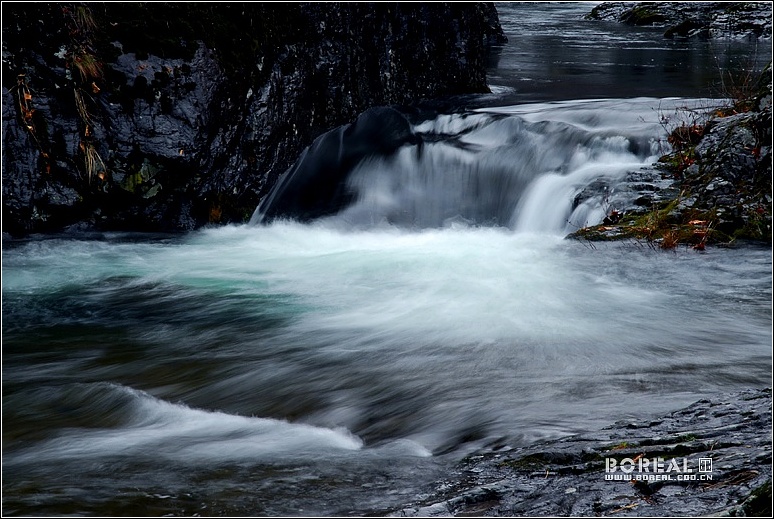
[253,98,718,233]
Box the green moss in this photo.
[587,5,604,19]
[621,5,667,26]
[657,153,682,171]
[580,451,605,463]
[743,479,772,517]
[498,454,547,471]
[120,171,142,193]
[570,197,727,249]
[574,58,769,248]
[733,205,772,242]
[119,159,160,194]
[568,226,629,242]
[668,443,698,456]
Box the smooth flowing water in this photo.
[2,3,771,516]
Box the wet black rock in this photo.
[686,112,770,237]
[255,106,419,223]
[2,3,505,236]
[587,2,772,40]
[572,166,681,223]
[389,388,772,517]
[664,73,772,242]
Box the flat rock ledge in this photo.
[389,388,772,517]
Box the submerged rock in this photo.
[390,388,772,517]
[254,106,419,223]
[2,3,505,236]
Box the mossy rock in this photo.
[733,206,772,242]
[498,454,547,471]
[118,159,160,194]
[743,479,772,517]
[568,226,633,242]
[568,197,730,249]
[620,5,667,26]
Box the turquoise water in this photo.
[3,223,770,515]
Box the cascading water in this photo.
[263,97,715,234]
[3,2,771,516]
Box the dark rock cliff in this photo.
[2,2,505,236]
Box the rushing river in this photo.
[2,3,771,516]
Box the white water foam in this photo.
[175,223,670,348]
[317,98,720,232]
[9,383,363,464]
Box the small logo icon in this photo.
[698,458,713,473]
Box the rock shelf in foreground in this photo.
[390,388,772,517]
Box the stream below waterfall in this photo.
[2,3,771,516]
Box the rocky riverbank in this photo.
[586,2,772,40]
[569,16,772,249]
[389,388,772,517]
[2,3,505,236]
